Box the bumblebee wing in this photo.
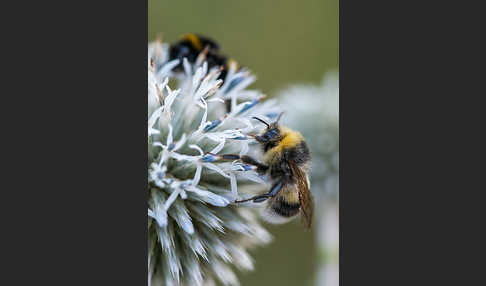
[291,164,314,229]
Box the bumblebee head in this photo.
[168,40,198,70]
[252,113,285,148]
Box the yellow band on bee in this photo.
[279,127,303,149]
[281,188,300,204]
[264,127,303,163]
[182,33,203,51]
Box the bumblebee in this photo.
[218,114,314,228]
[168,33,239,80]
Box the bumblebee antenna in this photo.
[276,112,285,123]
[252,116,270,128]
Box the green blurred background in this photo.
[149,0,338,95]
[149,1,338,285]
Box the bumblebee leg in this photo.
[240,155,269,173]
[224,99,232,113]
[235,180,284,203]
[218,154,269,173]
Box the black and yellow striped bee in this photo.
[168,33,239,80]
[218,114,314,228]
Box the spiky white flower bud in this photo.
[148,40,279,286]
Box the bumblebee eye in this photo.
[264,128,279,140]
[178,46,191,58]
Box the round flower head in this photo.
[148,40,279,286]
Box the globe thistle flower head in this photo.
[148,40,278,286]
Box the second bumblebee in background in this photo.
[168,33,240,81]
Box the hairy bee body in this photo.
[260,126,313,227]
[168,33,220,68]
[168,33,238,80]
[261,186,301,224]
[223,118,313,227]
[169,34,242,113]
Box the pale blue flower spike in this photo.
[148,40,275,286]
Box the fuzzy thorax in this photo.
[182,33,203,50]
[264,126,304,164]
